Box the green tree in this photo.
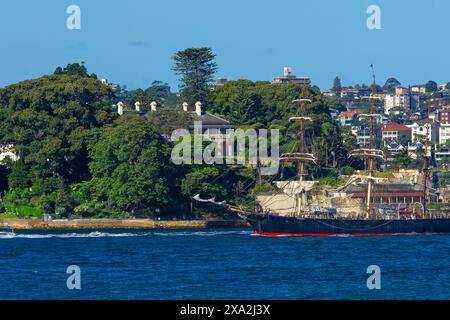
[0,73,115,215]
[85,115,175,216]
[425,80,438,93]
[181,167,226,214]
[54,62,97,79]
[383,77,401,92]
[145,110,192,137]
[229,85,258,125]
[145,81,177,107]
[395,149,412,168]
[172,47,218,106]
[332,76,342,94]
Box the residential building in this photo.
[439,107,450,124]
[411,85,427,94]
[385,141,405,163]
[338,108,366,126]
[439,123,450,145]
[215,78,228,86]
[435,146,450,161]
[351,125,369,146]
[407,143,420,160]
[381,123,411,145]
[384,90,421,115]
[272,67,311,86]
[406,120,439,144]
[394,86,409,95]
[339,86,372,99]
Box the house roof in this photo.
[382,123,411,132]
[339,109,366,118]
[189,112,235,129]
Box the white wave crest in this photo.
[0,229,252,240]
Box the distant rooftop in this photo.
[272,67,310,86]
[382,122,411,132]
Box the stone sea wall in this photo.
[0,218,249,230]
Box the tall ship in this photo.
[195,66,450,236]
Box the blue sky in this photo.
[0,0,448,91]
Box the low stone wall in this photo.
[0,218,249,230]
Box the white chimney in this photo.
[195,101,202,116]
[135,101,141,112]
[182,102,188,112]
[117,101,124,115]
[150,101,157,112]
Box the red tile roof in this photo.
[382,123,411,132]
[338,109,366,118]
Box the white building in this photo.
[411,85,427,94]
[384,90,421,115]
[439,123,450,145]
[406,121,439,144]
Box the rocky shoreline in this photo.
[0,218,250,230]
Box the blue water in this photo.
[1,228,450,299]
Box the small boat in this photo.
[0,225,16,236]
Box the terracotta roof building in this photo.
[381,123,411,145]
[338,109,366,126]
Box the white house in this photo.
[406,121,439,144]
[439,123,450,145]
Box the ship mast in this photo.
[349,65,385,219]
[366,66,376,218]
[422,101,431,216]
[280,96,317,216]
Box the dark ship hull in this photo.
[243,213,450,236]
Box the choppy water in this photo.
[1,228,450,299]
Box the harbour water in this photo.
[1,228,450,299]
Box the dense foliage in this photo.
[0,55,405,219]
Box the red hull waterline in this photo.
[254,231,448,237]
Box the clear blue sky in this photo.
[0,0,448,91]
